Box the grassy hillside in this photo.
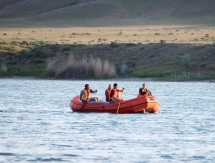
[0,0,215,27]
[0,27,215,80]
[1,41,215,80]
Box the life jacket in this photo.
[105,89,112,100]
[116,89,120,99]
[137,88,150,98]
[110,89,119,101]
[82,89,90,100]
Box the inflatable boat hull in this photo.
[70,95,160,114]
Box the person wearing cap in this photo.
[80,84,98,102]
[105,84,113,102]
[137,83,152,98]
[110,83,125,103]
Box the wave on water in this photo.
[0,152,15,156]
[28,157,64,162]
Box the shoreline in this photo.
[1,76,215,82]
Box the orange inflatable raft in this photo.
[70,95,160,114]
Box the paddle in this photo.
[78,101,87,112]
[116,90,124,114]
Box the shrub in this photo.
[79,56,89,78]
[98,38,102,42]
[46,54,117,79]
[34,50,47,59]
[62,47,71,52]
[0,64,7,75]
[126,43,136,46]
[21,41,29,45]
[181,53,191,68]
[110,41,119,47]
[201,61,210,68]
[35,59,45,64]
[205,34,210,38]
[54,56,68,78]
[103,60,110,77]
[55,64,67,78]
[53,45,59,52]
[127,61,136,67]
[88,55,96,77]
[103,60,116,77]
[20,49,28,55]
[120,63,128,74]
[94,58,103,77]
[66,54,76,77]
[160,40,166,44]
[45,58,56,77]
[108,64,117,77]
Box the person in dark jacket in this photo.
[137,83,152,98]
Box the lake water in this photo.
[0,78,215,163]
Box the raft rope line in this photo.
[75,100,159,112]
[78,102,87,112]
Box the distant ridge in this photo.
[0,0,215,27]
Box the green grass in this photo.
[7,64,46,77]
[132,64,172,78]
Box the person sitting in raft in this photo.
[110,83,125,103]
[105,84,113,102]
[137,83,152,98]
[80,84,98,103]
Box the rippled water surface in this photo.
[0,79,215,163]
